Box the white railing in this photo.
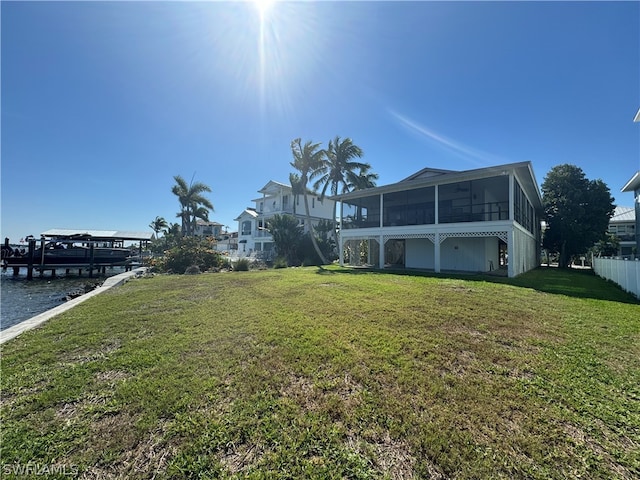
[593,257,640,299]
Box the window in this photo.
[242,221,252,235]
[342,195,381,229]
[383,187,434,226]
[438,176,509,224]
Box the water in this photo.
[0,267,127,331]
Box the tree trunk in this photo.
[303,191,329,265]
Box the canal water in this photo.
[1,267,126,331]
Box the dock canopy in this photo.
[39,229,153,242]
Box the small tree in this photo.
[542,164,615,268]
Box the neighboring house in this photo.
[235,180,335,257]
[621,170,640,255]
[193,220,224,239]
[331,161,542,278]
[607,206,636,257]
[214,231,238,253]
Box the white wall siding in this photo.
[440,237,487,272]
[593,257,640,299]
[405,238,435,269]
[513,226,539,276]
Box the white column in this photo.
[434,185,439,224]
[435,231,441,273]
[379,236,385,268]
[508,228,515,278]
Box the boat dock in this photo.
[2,229,153,279]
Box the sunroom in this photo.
[333,162,542,278]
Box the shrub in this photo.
[155,237,222,274]
[184,265,201,275]
[234,258,250,271]
[273,256,288,269]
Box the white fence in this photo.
[592,257,640,299]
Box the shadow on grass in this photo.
[316,265,640,304]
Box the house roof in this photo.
[39,229,153,241]
[621,171,640,193]
[400,167,456,182]
[331,161,543,209]
[610,206,636,223]
[257,180,291,195]
[234,208,259,221]
[195,220,223,227]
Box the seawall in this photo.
[0,267,147,345]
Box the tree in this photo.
[171,175,214,237]
[542,164,615,268]
[347,164,379,191]
[267,214,303,266]
[289,138,329,264]
[313,136,371,245]
[149,216,168,237]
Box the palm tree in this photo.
[313,136,370,245]
[347,165,379,226]
[149,216,168,237]
[289,138,329,264]
[171,175,214,237]
[347,164,379,190]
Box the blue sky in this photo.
[2,1,639,242]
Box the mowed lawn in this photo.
[1,266,638,479]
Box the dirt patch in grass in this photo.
[347,431,424,479]
[66,339,122,365]
[219,442,268,474]
[80,415,175,479]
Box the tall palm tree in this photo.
[347,165,379,190]
[149,216,168,238]
[289,138,329,264]
[191,206,210,236]
[313,136,370,245]
[347,165,379,225]
[289,172,304,216]
[171,175,214,237]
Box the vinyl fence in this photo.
[592,257,640,299]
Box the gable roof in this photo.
[234,208,259,221]
[621,171,640,193]
[400,167,456,182]
[257,180,291,195]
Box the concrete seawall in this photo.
[0,267,147,345]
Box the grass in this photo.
[1,266,638,479]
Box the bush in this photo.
[184,265,201,275]
[234,258,250,271]
[273,256,288,269]
[155,237,222,274]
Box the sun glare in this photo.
[254,0,275,18]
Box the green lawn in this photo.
[1,266,638,479]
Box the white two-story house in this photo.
[332,161,542,277]
[235,180,335,258]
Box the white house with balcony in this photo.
[235,180,335,258]
[331,161,542,278]
[193,220,224,239]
